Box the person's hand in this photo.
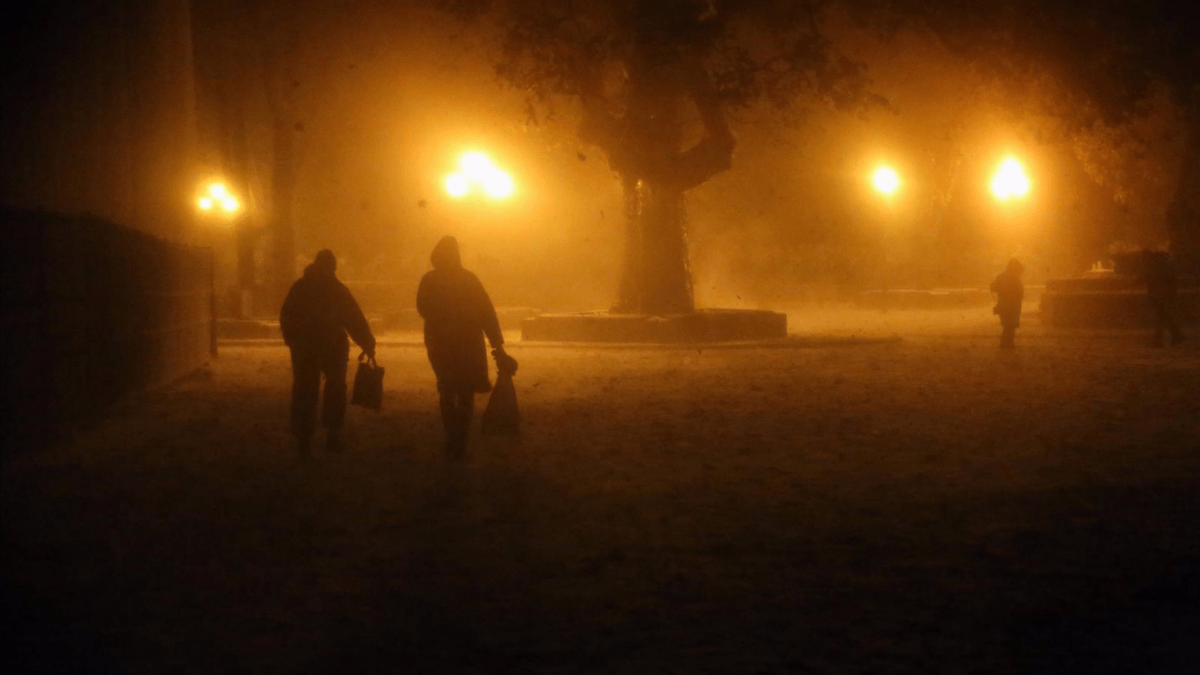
[492,347,518,375]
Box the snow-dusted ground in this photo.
[5,308,1199,673]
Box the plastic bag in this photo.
[482,368,520,437]
[351,352,384,410]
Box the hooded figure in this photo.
[416,236,508,456]
[1143,249,1185,346]
[990,258,1025,348]
[279,249,375,456]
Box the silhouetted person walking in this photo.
[991,258,1024,349]
[280,249,375,458]
[1143,249,1185,347]
[417,236,510,459]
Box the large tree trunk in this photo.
[614,177,694,313]
[600,53,733,315]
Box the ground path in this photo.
[5,310,1199,673]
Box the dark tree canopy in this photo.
[450,0,1198,147]
[447,0,1200,281]
[846,0,1200,271]
[442,0,886,312]
[863,0,1200,124]
[446,0,881,155]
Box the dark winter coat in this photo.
[279,264,375,359]
[1145,252,1178,303]
[416,237,503,393]
[990,264,1024,328]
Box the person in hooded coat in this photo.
[1143,249,1185,347]
[416,236,510,456]
[279,249,375,457]
[990,258,1025,349]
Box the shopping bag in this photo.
[351,352,384,410]
[482,369,520,437]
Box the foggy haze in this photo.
[224,1,1187,315]
[4,1,1191,315]
[4,3,1200,674]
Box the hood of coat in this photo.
[431,236,462,271]
[305,249,337,279]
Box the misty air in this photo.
[3,1,1198,673]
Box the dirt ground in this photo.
[4,308,1199,674]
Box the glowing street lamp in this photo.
[990,158,1031,262]
[197,182,241,215]
[444,151,515,200]
[990,158,1029,200]
[481,170,514,199]
[872,166,900,196]
[870,166,901,306]
[444,173,470,198]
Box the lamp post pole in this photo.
[872,166,900,309]
[444,151,515,201]
[196,182,248,316]
[990,158,1030,264]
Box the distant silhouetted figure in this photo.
[1143,249,1185,347]
[991,258,1024,349]
[416,236,510,459]
[280,250,375,458]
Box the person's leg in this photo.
[1166,303,1185,344]
[321,355,348,452]
[438,385,461,457]
[291,351,321,456]
[455,391,475,447]
[439,388,456,436]
[439,387,473,458]
[1151,302,1167,346]
[1000,324,1015,348]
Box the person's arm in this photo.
[474,275,503,351]
[470,273,517,374]
[279,284,299,346]
[416,273,431,319]
[341,286,375,357]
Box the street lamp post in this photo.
[990,157,1030,262]
[873,166,900,197]
[990,158,1030,201]
[872,166,900,308]
[444,151,515,201]
[197,182,241,215]
[196,181,251,317]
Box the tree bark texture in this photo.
[615,176,694,314]
[602,52,734,314]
